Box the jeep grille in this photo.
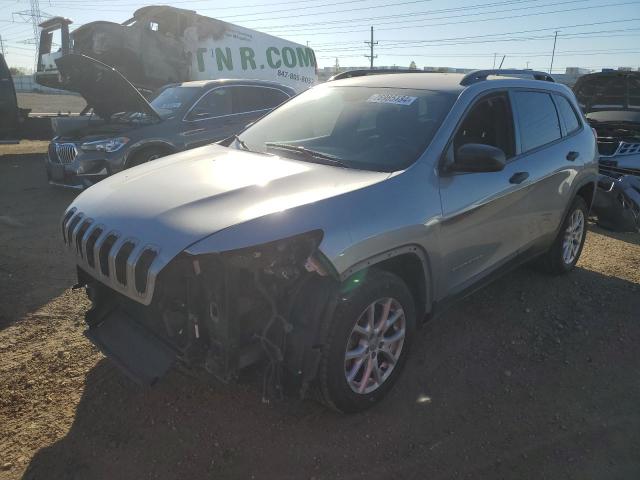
[61,208,160,305]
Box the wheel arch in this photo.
[124,140,176,168]
[339,245,433,320]
[575,180,596,212]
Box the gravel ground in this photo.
[1,143,639,480]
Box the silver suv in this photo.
[61,70,598,412]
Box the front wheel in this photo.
[539,196,588,274]
[317,269,416,413]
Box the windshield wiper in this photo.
[264,142,349,167]
[232,134,251,151]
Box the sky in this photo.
[1,0,639,73]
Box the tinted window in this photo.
[512,91,561,152]
[261,88,289,108]
[232,87,290,113]
[237,85,456,172]
[150,86,199,118]
[554,95,581,134]
[454,93,514,158]
[186,88,232,120]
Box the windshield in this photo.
[236,85,456,172]
[150,86,200,118]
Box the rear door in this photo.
[0,54,19,142]
[181,86,237,149]
[438,91,531,295]
[182,85,290,149]
[510,90,578,248]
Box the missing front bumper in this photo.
[85,307,177,385]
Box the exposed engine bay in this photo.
[79,231,340,400]
[573,71,640,231]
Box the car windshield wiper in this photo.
[264,142,349,167]
[232,134,251,151]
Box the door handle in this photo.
[566,151,580,161]
[509,172,529,184]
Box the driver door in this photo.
[437,91,531,295]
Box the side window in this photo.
[186,88,232,121]
[554,95,581,135]
[512,91,561,152]
[232,87,290,113]
[261,88,290,109]
[454,93,515,158]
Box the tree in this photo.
[9,67,26,76]
[409,61,417,70]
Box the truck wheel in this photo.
[127,148,168,169]
[539,196,588,274]
[317,269,416,413]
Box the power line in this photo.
[260,0,640,36]
[258,0,579,32]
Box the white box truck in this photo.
[36,6,318,93]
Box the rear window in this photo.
[554,95,581,134]
[512,91,561,152]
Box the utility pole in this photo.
[492,53,497,69]
[334,57,340,73]
[364,26,377,70]
[526,61,530,69]
[12,0,45,72]
[0,36,5,57]
[498,55,506,69]
[549,31,558,74]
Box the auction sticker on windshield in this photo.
[367,94,417,105]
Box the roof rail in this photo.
[328,68,427,81]
[460,69,555,86]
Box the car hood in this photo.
[55,53,161,122]
[573,71,640,115]
[67,144,390,269]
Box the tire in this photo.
[538,196,588,274]
[317,269,416,413]
[127,148,168,169]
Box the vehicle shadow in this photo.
[588,221,640,247]
[0,148,79,330]
[21,265,640,479]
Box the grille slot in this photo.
[115,241,136,285]
[85,228,103,268]
[75,220,92,257]
[54,143,78,165]
[66,215,82,246]
[99,234,118,276]
[135,249,158,294]
[61,209,76,242]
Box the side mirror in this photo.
[450,143,506,173]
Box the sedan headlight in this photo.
[80,137,130,153]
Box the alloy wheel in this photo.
[344,297,406,395]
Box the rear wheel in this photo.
[539,196,588,274]
[317,269,416,413]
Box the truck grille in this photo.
[61,207,160,305]
[53,143,78,164]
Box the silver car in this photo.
[61,70,598,412]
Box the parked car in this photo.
[46,54,295,188]
[573,70,640,231]
[61,69,598,412]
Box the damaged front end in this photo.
[79,230,340,399]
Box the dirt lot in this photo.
[1,143,639,480]
[17,93,86,114]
